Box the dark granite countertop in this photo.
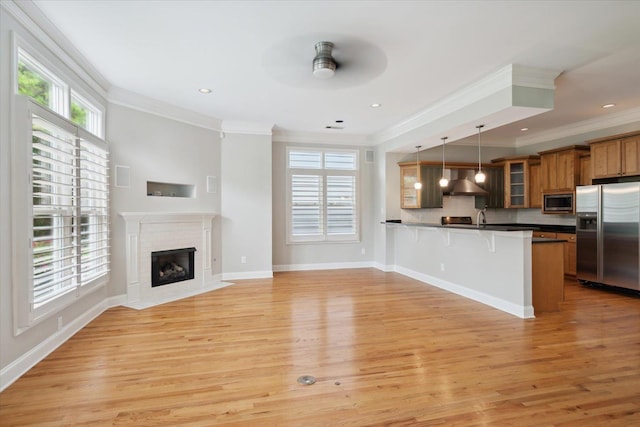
[384,220,576,234]
[532,237,567,244]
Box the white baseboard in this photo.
[0,296,120,392]
[222,270,273,281]
[393,265,534,319]
[372,262,394,272]
[273,261,375,272]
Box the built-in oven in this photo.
[543,192,574,214]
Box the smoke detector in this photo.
[312,41,337,79]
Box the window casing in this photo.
[287,148,359,243]
[13,42,109,331]
[17,47,104,138]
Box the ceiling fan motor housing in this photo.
[313,41,336,79]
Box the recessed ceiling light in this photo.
[602,103,615,108]
[198,88,212,94]
[335,120,344,123]
[370,103,382,108]
[520,127,529,131]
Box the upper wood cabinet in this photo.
[494,155,540,208]
[539,146,590,192]
[529,162,542,208]
[579,154,592,186]
[588,131,640,179]
[399,163,443,209]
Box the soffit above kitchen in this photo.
[29,0,640,151]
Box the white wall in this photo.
[108,103,222,295]
[221,133,273,279]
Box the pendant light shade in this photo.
[439,136,449,187]
[475,125,486,184]
[414,145,422,190]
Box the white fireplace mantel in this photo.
[119,211,230,309]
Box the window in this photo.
[17,48,103,138]
[28,100,109,317]
[287,148,359,243]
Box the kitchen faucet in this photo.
[476,207,487,227]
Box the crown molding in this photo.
[5,0,110,98]
[272,129,371,146]
[515,106,640,147]
[373,64,560,144]
[108,87,222,131]
[221,120,274,136]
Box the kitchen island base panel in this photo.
[386,224,534,318]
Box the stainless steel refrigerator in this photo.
[576,182,640,292]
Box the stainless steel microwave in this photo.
[543,192,574,213]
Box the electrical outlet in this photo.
[241,256,247,264]
[440,263,445,271]
[361,248,366,255]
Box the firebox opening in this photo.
[151,247,196,287]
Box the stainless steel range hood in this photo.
[442,169,488,196]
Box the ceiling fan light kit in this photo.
[312,41,337,79]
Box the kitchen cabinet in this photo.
[475,166,504,209]
[533,231,576,277]
[539,146,590,192]
[557,232,576,276]
[399,164,443,209]
[589,131,640,179]
[579,154,592,186]
[529,162,542,208]
[495,155,540,208]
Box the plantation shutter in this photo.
[327,175,356,235]
[31,114,79,307]
[291,174,323,239]
[30,107,109,310]
[79,136,110,282]
[287,148,359,243]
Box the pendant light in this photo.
[414,145,422,190]
[474,125,486,184]
[439,136,449,187]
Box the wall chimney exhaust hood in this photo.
[442,169,488,196]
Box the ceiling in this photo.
[31,0,640,151]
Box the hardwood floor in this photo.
[1,269,639,426]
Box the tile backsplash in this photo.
[400,197,575,226]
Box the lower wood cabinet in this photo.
[532,231,576,277]
[557,232,576,276]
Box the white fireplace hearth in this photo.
[119,212,231,309]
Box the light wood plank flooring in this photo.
[1,269,639,426]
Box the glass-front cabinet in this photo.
[502,155,540,208]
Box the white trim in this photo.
[273,261,374,272]
[393,265,535,319]
[108,86,222,132]
[222,270,274,280]
[515,106,640,147]
[221,120,273,136]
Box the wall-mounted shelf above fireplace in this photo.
[147,181,195,198]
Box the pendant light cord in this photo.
[477,125,484,171]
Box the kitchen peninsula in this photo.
[383,221,565,318]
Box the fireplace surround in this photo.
[119,212,230,309]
